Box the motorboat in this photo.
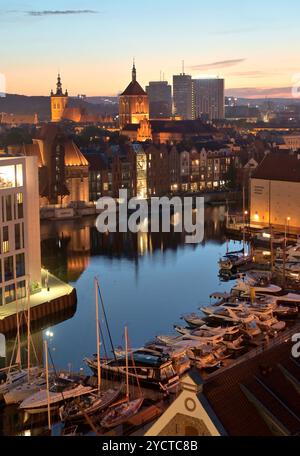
[254,312,286,333]
[186,346,221,370]
[0,366,41,400]
[219,253,252,271]
[174,325,224,345]
[181,313,205,328]
[231,278,282,298]
[4,370,49,405]
[19,376,94,414]
[59,387,122,423]
[85,349,180,394]
[201,306,254,325]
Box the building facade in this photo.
[173,74,193,120]
[192,78,225,120]
[250,153,300,229]
[146,81,172,118]
[119,63,149,129]
[0,156,41,306]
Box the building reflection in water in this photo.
[40,205,229,284]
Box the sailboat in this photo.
[100,326,144,429]
[4,280,46,405]
[59,278,121,422]
[0,281,41,400]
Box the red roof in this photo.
[121,80,147,96]
[252,152,300,183]
[204,342,300,436]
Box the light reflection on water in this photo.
[38,205,242,372]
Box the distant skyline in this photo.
[1,0,300,98]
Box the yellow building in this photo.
[250,153,300,230]
[50,74,69,122]
[119,62,149,129]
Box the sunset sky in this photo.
[1,0,300,98]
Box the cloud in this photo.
[189,59,245,71]
[225,86,293,98]
[227,71,274,78]
[27,10,98,17]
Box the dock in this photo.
[0,269,77,334]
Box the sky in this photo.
[1,0,300,98]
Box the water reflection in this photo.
[41,205,229,283]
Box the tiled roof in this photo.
[204,342,300,436]
[252,152,300,182]
[121,80,147,96]
[64,141,88,167]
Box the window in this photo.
[15,223,21,250]
[3,226,9,253]
[17,280,26,300]
[0,165,15,189]
[0,288,2,306]
[17,193,23,219]
[5,195,12,221]
[4,256,14,281]
[5,284,15,304]
[16,164,23,187]
[16,253,25,278]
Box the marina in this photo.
[1,208,300,436]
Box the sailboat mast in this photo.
[44,339,51,431]
[94,278,101,393]
[15,279,21,369]
[27,278,31,381]
[125,325,129,403]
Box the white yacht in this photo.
[0,366,41,400]
[19,377,94,414]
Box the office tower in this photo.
[192,78,225,120]
[173,74,193,120]
[146,81,172,118]
[0,156,41,306]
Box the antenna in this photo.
[163,72,165,82]
[160,70,162,82]
[182,60,185,75]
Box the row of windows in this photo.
[0,253,26,284]
[0,280,27,306]
[0,192,24,223]
[0,223,25,255]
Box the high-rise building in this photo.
[0,156,41,306]
[119,62,149,129]
[146,81,172,118]
[192,78,225,120]
[50,74,69,122]
[173,74,193,120]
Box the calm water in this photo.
[0,204,244,435]
[36,204,241,372]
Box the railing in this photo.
[205,323,300,381]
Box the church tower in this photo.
[50,74,69,122]
[119,61,149,129]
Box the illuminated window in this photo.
[2,226,9,253]
[16,164,23,187]
[5,284,15,304]
[0,165,15,189]
[17,193,23,219]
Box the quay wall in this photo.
[0,289,77,334]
